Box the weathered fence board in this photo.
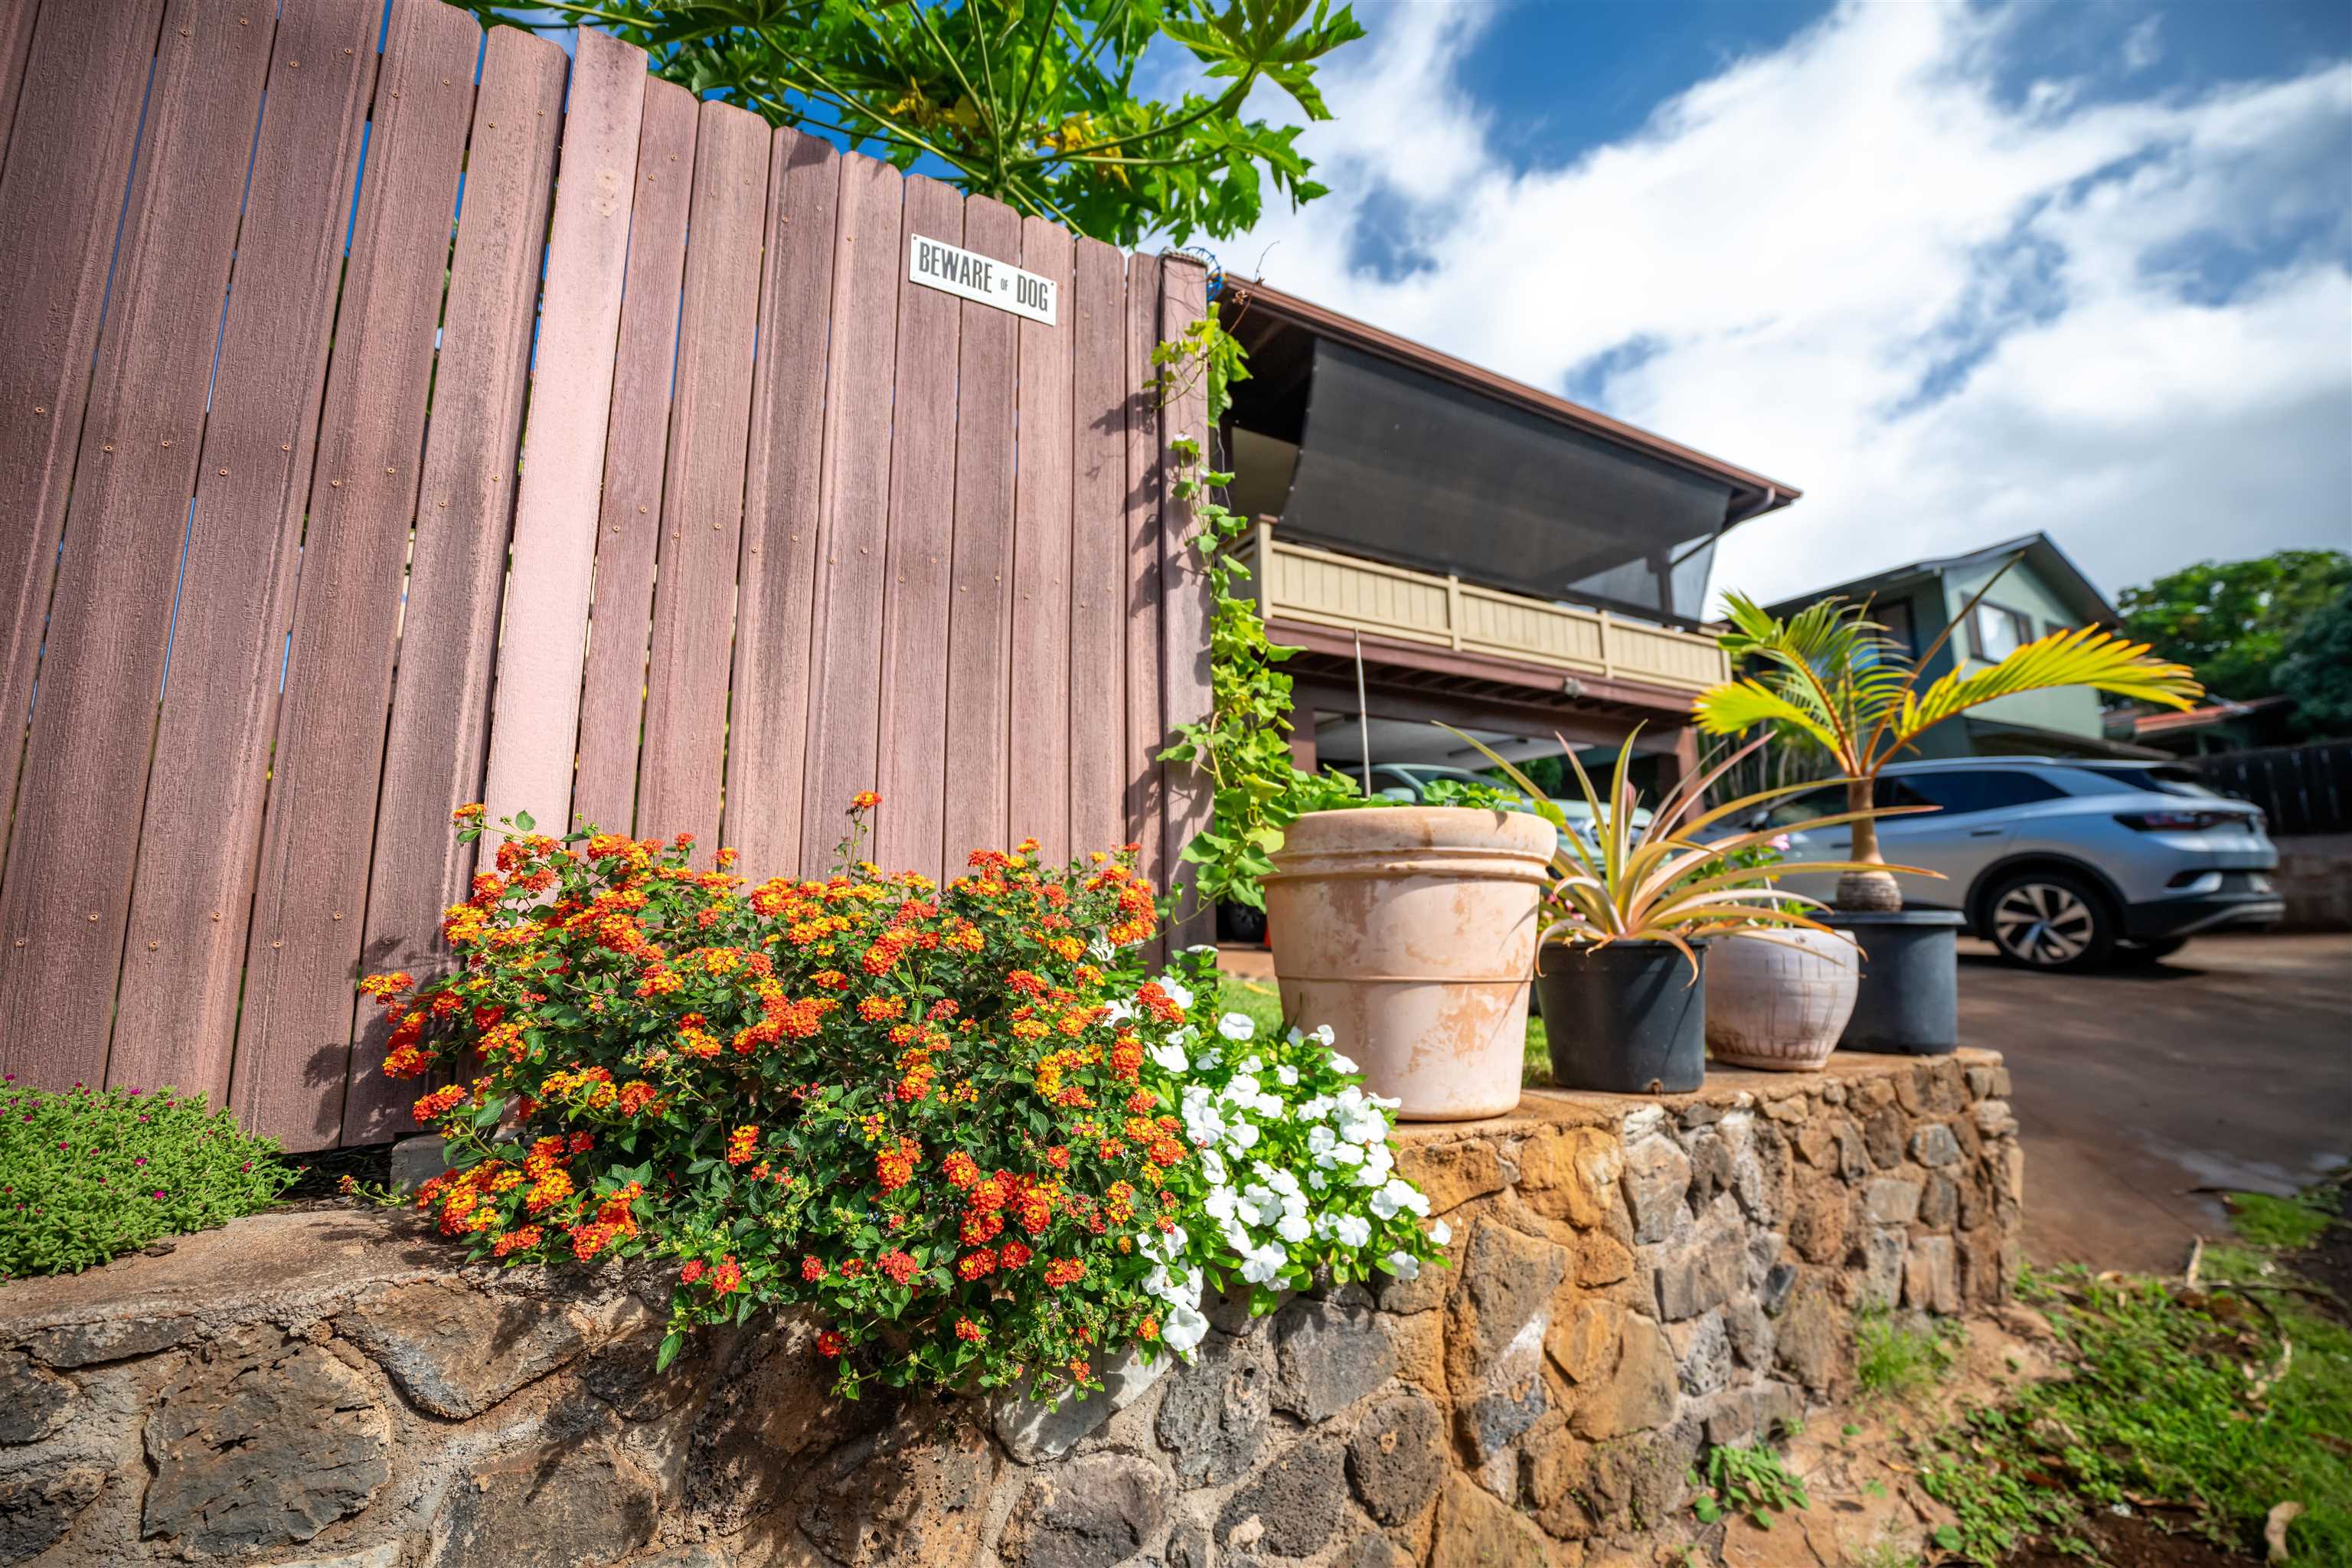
[0,0,1211,1148]
[346,31,568,1142]
[479,25,646,856]
[633,100,769,860]
[2193,740,2352,838]
[721,123,839,875]
[0,0,276,1089]
[0,0,164,905]
[941,196,1025,872]
[571,78,697,841]
[230,0,483,1147]
[110,0,384,1102]
[1159,257,1216,944]
[873,176,966,883]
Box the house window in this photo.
[1969,602,2033,662]
[1875,600,1916,657]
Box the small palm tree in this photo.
[1692,575,2202,911]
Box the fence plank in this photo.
[1010,217,1076,864]
[1122,254,1168,894]
[230,0,482,1150]
[633,100,769,858]
[345,29,567,1142]
[109,0,383,1102]
[939,196,1023,869]
[797,152,904,871]
[1069,237,1128,858]
[0,0,41,165]
[871,178,964,882]
[0,0,276,1092]
[0,0,163,891]
[572,78,696,839]
[722,124,838,877]
[1159,256,1214,945]
[477,26,645,851]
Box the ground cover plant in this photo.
[1853,1305,1965,1404]
[0,1079,294,1279]
[1690,1439,1812,1531]
[367,800,1439,1402]
[1913,1214,2351,1566]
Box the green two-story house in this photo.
[1764,532,2156,760]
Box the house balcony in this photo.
[1236,524,1730,696]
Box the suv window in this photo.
[1759,785,1847,828]
[1893,769,2066,816]
[2053,764,2224,799]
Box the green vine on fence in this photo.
[1151,308,1365,913]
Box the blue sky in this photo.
[1196,0,2352,608]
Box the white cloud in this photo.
[1220,0,2352,609]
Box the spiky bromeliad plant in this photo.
[1694,575,2201,912]
[1439,726,1932,978]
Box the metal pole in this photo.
[1352,630,1373,795]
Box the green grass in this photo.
[2224,1187,2337,1250]
[2,1080,296,1279]
[1690,1439,1811,1530]
[1912,1194,2352,1566]
[1854,1306,1965,1403]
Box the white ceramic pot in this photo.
[1263,807,1556,1120]
[1704,927,1860,1072]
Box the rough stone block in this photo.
[797,1408,999,1568]
[1910,1122,1963,1168]
[1905,1236,1962,1315]
[1726,1296,1776,1369]
[1272,1297,1396,1423]
[1919,1174,1959,1231]
[1862,1106,1908,1169]
[143,1334,390,1557]
[1570,1312,1677,1440]
[1622,1135,1694,1244]
[1975,1099,2019,1138]
[1544,1298,1622,1385]
[1395,1138,1506,1216]
[336,1279,623,1419]
[1432,1473,1552,1568]
[1517,1125,1620,1228]
[1577,1231,1634,1287]
[1664,1310,1733,1397]
[1347,1391,1446,1526]
[998,1453,1172,1568]
[1787,1182,1850,1266]
[996,1344,1168,1462]
[1216,1436,1348,1560]
[24,1314,195,1368]
[1860,1227,1907,1311]
[1771,1279,1843,1392]
[1444,1220,1569,1393]
[0,1458,106,1563]
[433,1435,664,1568]
[1651,1224,1743,1321]
[1155,1331,1272,1486]
[1863,1176,1922,1226]
[0,1351,72,1446]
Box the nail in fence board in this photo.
[632,100,770,861]
[0,0,277,1089]
[570,78,697,841]
[478,26,647,854]
[347,31,568,1143]
[109,0,384,1102]
[229,0,483,1147]
[721,124,839,877]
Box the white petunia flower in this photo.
[1217,1012,1256,1042]
[1200,1149,1227,1185]
[1224,1119,1261,1152]
[1148,1040,1189,1074]
[1276,1064,1298,1086]
[1194,1047,1223,1072]
[1163,1302,1210,1354]
[1328,1051,1357,1074]
[1326,1141,1364,1167]
[1382,1250,1420,1281]
[1430,1219,1452,1246]
[1203,1186,1239,1221]
[1240,1243,1289,1284]
[1158,977,1195,1011]
[1306,1125,1338,1157]
[1308,1170,1328,1191]
[1370,1178,1429,1220]
[1334,1213,1372,1249]
[1241,1184,1285,1227]
[1276,1211,1310,1243]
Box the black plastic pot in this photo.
[1824,909,1965,1055]
[1534,940,1707,1094]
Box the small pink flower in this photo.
[1768,834,1792,852]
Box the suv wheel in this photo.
[1986,870,2116,971]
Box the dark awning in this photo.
[1272,338,1737,626]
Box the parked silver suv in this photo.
[1736,759,2283,971]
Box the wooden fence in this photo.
[0,0,1211,1151]
[2189,740,2352,838]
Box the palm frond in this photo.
[1904,626,2200,733]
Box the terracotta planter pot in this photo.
[1263,807,1556,1121]
[1704,927,1860,1072]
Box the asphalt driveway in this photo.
[1962,931,2352,1273]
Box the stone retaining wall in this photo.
[0,1050,2020,1568]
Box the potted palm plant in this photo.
[1694,580,2200,1053]
[1446,728,1922,1094]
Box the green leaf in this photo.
[1933,1525,1963,1551]
[514,808,536,831]
[655,1331,684,1373]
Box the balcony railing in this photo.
[1238,524,1730,692]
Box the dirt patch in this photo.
[2282,1178,2352,1327]
[2007,1509,2261,1568]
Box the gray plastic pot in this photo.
[1823,909,1965,1055]
[1534,939,1708,1094]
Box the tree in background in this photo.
[2273,586,2352,740]
[458,0,1364,247]
[2116,550,2352,702]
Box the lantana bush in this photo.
[366,799,1440,1400]
[1,1080,296,1280]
